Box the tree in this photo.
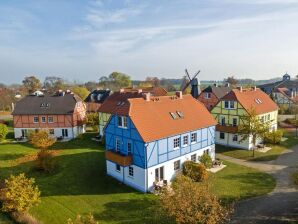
[158,175,231,224]
[29,130,56,149]
[0,124,8,142]
[238,109,270,157]
[85,81,98,91]
[67,213,99,224]
[22,76,41,93]
[98,72,131,90]
[0,173,40,213]
[44,76,65,92]
[71,86,90,100]
[224,76,238,87]
[146,77,160,87]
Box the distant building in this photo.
[258,74,298,108]
[104,92,216,192]
[198,84,232,110]
[84,89,111,113]
[211,87,278,149]
[12,90,86,140]
[98,87,167,138]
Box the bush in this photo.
[35,149,57,173]
[0,173,40,213]
[67,213,99,224]
[86,113,99,127]
[29,130,56,149]
[158,175,232,224]
[264,130,284,144]
[183,161,208,182]
[10,211,41,224]
[0,123,8,142]
[200,153,212,169]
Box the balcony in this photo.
[105,150,133,166]
[216,124,238,133]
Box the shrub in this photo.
[0,123,8,142]
[264,130,284,144]
[67,213,99,224]
[29,130,56,149]
[35,149,57,173]
[0,173,40,213]
[86,113,99,128]
[158,175,232,224]
[10,211,41,224]
[200,153,212,169]
[183,161,208,182]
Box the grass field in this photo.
[216,135,298,161]
[0,133,275,224]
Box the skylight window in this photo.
[170,112,178,119]
[255,99,262,104]
[177,111,184,118]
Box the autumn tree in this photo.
[44,76,65,92]
[29,130,56,149]
[146,77,160,87]
[238,109,270,157]
[0,124,8,142]
[22,76,42,93]
[71,86,90,100]
[67,213,99,224]
[158,175,231,224]
[224,76,238,88]
[0,173,40,213]
[99,72,131,90]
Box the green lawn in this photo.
[0,133,276,224]
[216,135,298,161]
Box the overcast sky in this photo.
[1,0,298,84]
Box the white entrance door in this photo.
[155,166,164,182]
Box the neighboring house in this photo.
[104,92,216,192]
[198,84,232,110]
[98,87,168,138]
[84,89,111,113]
[272,87,297,108]
[12,90,86,140]
[258,73,298,95]
[211,87,278,150]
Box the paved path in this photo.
[217,147,298,224]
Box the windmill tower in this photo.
[181,69,201,98]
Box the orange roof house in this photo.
[104,91,217,192]
[211,87,279,150]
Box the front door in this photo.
[155,166,164,182]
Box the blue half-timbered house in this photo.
[105,92,217,192]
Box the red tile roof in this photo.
[125,94,216,142]
[98,87,168,114]
[222,88,278,114]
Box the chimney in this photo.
[176,91,183,99]
[144,92,151,101]
[138,89,142,93]
[226,83,230,87]
[253,86,257,91]
[120,88,124,93]
[238,86,243,92]
[291,90,294,98]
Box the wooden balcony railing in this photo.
[105,150,133,166]
[216,124,238,133]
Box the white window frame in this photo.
[41,116,46,123]
[204,92,211,99]
[191,154,196,162]
[116,139,121,152]
[48,116,54,123]
[128,166,134,177]
[191,133,197,144]
[183,135,188,147]
[127,142,132,154]
[33,116,39,123]
[232,118,237,127]
[220,132,225,139]
[224,101,235,109]
[232,134,238,142]
[173,138,180,150]
[116,164,121,172]
[174,160,181,171]
[118,116,128,128]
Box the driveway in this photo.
[217,146,298,223]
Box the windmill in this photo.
[181,69,201,98]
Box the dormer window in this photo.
[118,116,127,128]
[40,103,45,108]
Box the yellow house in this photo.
[211,87,279,149]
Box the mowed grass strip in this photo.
[0,133,276,224]
[216,135,298,161]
